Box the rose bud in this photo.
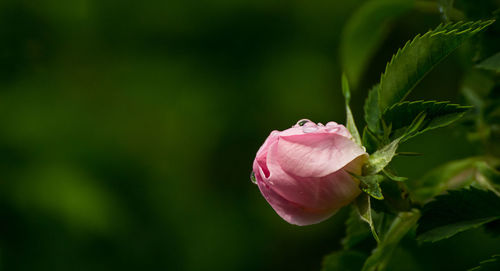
[252,119,367,226]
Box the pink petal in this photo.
[278,126,305,137]
[253,130,279,178]
[257,178,339,226]
[277,132,366,177]
[266,140,363,211]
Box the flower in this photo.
[252,119,367,226]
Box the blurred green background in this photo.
[0,0,498,270]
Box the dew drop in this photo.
[250,171,257,184]
[296,119,312,127]
[302,122,318,133]
[325,121,339,131]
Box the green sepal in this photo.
[350,172,385,200]
[363,138,400,176]
[382,169,408,182]
[342,73,362,146]
[354,194,381,243]
[396,152,422,156]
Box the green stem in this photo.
[362,209,421,271]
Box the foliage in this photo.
[417,187,500,242]
[340,0,415,89]
[342,208,372,249]
[377,20,494,111]
[354,194,381,242]
[361,209,420,271]
[476,52,500,72]
[469,255,500,271]
[342,73,363,146]
[382,101,471,140]
[330,0,500,268]
[1,0,499,270]
[322,250,368,271]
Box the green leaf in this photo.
[476,52,500,72]
[400,111,427,141]
[378,20,495,111]
[342,74,362,146]
[417,187,500,242]
[363,113,425,175]
[409,157,500,203]
[378,179,412,213]
[341,0,415,89]
[364,84,382,133]
[383,100,471,140]
[362,209,421,271]
[351,173,385,200]
[382,247,422,271]
[461,70,495,111]
[342,208,372,249]
[469,255,500,271]
[410,158,478,203]
[363,138,401,175]
[355,194,381,243]
[476,161,500,194]
[460,70,499,143]
[322,250,367,271]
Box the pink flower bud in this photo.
[252,119,367,226]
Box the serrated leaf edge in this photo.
[378,19,495,111]
[385,100,472,112]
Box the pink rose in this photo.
[252,119,367,226]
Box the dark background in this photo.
[0,0,498,270]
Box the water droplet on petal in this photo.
[317,123,324,127]
[271,131,279,136]
[296,119,312,127]
[302,122,318,133]
[250,172,257,184]
[325,121,339,131]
